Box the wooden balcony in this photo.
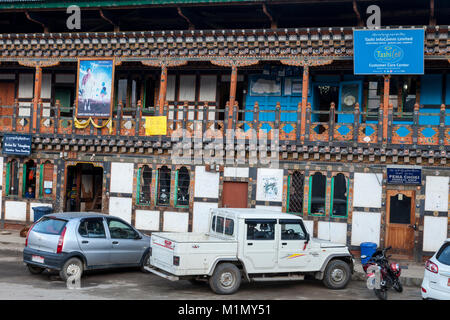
[0,100,449,157]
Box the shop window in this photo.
[40,161,54,198]
[137,165,152,205]
[366,79,382,121]
[157,166,171,206]
[175,166,190,207]
[287,171,304,214]
[331,173,348,217]
[6,159,19,196]
[309,172,326,215]
[23,160,36,199]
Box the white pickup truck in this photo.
[145,208,355,294]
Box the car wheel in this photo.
[322,259,351,290]
[27,264,45,275]
[209,263,241,295]
[140,251,151,273]
[59,257,83,282]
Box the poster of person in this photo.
[76,58,114,118]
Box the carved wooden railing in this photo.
[0,100,448,147]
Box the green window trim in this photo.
[330,175,350,218]
[5,162,10,196]
[154,169,159,205]
[136,167,141,205]
[174,170,189,208]
[39,164,44,199]
[307,175,326,217]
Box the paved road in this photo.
[0,249,422,300]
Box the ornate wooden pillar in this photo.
[141,59,188,115]
[18,59,60,133]
[210,59,259,130]
[280,58,333,142]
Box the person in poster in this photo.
[77,59,114,118]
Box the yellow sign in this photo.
[145,116,167,136]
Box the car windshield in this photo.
[32,217,67,235]
[436,242,450,266]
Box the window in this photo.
[331,173,348,217]
[157,166,171,206]
[175,167,190,207]
[366,79,382,121]
[246,220,276,240]
[32,217,67,235]
[23,160,36,198]
[436,242,450,266]
[6,159,19,196]
[280,220,307,240]
[224,218,234,236]
[78,218,106,238]
[287,171,304,214]
[309,172,326,215]
[137,165,152,205]
[107,218,139,239]
[216,216,224,233]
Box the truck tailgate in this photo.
[151,234,175,269]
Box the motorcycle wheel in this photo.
[374,288,387,300]
[393,280,403,293]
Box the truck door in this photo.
[277,219,311,270]
[243,219,277,272]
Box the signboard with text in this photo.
[387,166,422,185]
[2,134,32,156]
[354,28,424,75]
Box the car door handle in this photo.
[247,243,253,246]
[281,242,287,246]
[82,240,89,244]
[112,241,119,245]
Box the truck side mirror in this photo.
[306,233,310,243]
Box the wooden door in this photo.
[222,182,248,208]
[0,82,15,115]
[385,190,416,258]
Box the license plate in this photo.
[32,255,44,264]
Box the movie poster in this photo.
[76,58,114,118]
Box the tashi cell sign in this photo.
[353,29,424,75]
[76,58,115,118]
[2,134,32,156]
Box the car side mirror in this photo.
[135,232,142,240]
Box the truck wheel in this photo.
[27,264,45,275]
[59,257,83,282]
[209,263,241,295]
[322,259,351,290]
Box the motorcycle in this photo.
[362,246,403,300]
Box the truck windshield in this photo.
[32,217,67,235]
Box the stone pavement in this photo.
[0,229,425,287]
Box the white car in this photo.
[146,208,354,294]
[421,239,450,300]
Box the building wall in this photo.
[1,154,449,261]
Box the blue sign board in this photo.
[354,29,424,75]
[387,167,422,185]
[2,134,32,156]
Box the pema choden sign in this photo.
[2,134,32,156]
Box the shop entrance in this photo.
[385,190,416,259]
[65,163,103,212]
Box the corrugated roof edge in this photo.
[0,0,264,10]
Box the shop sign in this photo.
[2,134,32,156]
[354,28,424,75]
[387,166,422,185]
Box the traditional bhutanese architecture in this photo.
[0,0,449,262]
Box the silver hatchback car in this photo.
[23,212,151,281]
